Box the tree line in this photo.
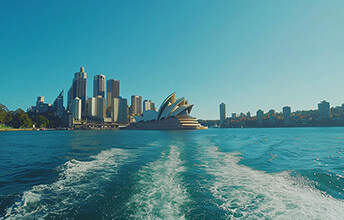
[0,103,61,129]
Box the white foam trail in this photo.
[127,145,189,219]
[199,145,344,220]
[3,148,131,220]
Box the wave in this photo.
[127,144,189,219]
[3,148,132,220]
[197,145,344,220]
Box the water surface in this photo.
[1,128,344,219]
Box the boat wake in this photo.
[3,148,132,220]
[127,144,190,219]
[197,144,344,219]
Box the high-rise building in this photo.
[87,97,97,118]
[219,103,226,126]
[257,109,264,126]
[131,95,142,115]
[28,96,51,114]
[107,79,120,108]
[283,106,291,125]
[318,100,331,118]
[53,90,64,117]
[247,111,251,118]
[72,97,81,120]
[68,67,87,117]
[150,102,156,111]
[232,113,237,118]
[143,100,156,111]
[269,109,276,125]
[93,74,105,98]
[36,96,44,106]
[112,97,128,123]
[36,96,49,113]
[96,96,106,120]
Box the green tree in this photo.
[33,115,49,128]
[12,109,33,128]
[4,112,12,125]
[0,103,9,124]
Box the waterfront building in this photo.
[247,111,251,118]
[131,95,142,115]
[36,96,50,113]
[283,106,291,125]
[107,79,120,108]
[150,102,156,111]
[129,92,207,130]
[257,109,264,126]
[28,95,54,114]
[96,96,106,120]
[232,113,237,118]
[36,96,44,106]
[87,97,97,118]
[143,100,156,112]
[53,90,64,117]
[62,112,73,128]
[269,109,276,125]
[318,100,331,118]
[219,103,226,126]
[93,74,105,98]
[67,67,87,117]
[72,97,82,120]
[112,97,128,123]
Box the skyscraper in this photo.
[68,67,87,117]
[53,90,64,117]
[318,100,331,118]
[143,100,156,111]
[93,74,105,98]
[36,96,49,113]
[257,109,264,126]
[131,95,142,115]
[36,96,44,106]
[269,109,276,125]
[107,79,120,108]
[72,97,81,120]
[219,103,226,126]
[87,97,97,118]
[283,106,291,125]
[96,96,105,120]
[150,102,156,111]
[112,97,128,123]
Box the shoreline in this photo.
[0,128,35,132]
[4,124,344,132]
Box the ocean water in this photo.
[0,128,344,219]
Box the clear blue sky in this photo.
[1,0,344,119]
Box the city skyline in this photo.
[4,64,344,121]
[26,65,340,120]
[2,1,344,119]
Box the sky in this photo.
[1,0,344,119]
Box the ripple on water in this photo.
[3,148,132,220]
[197,144,344,220]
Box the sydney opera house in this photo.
[125,92,207,130]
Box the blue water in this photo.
[1,128,344,219]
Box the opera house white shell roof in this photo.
[134,92,194,122]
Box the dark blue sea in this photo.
[1,128,344,219]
